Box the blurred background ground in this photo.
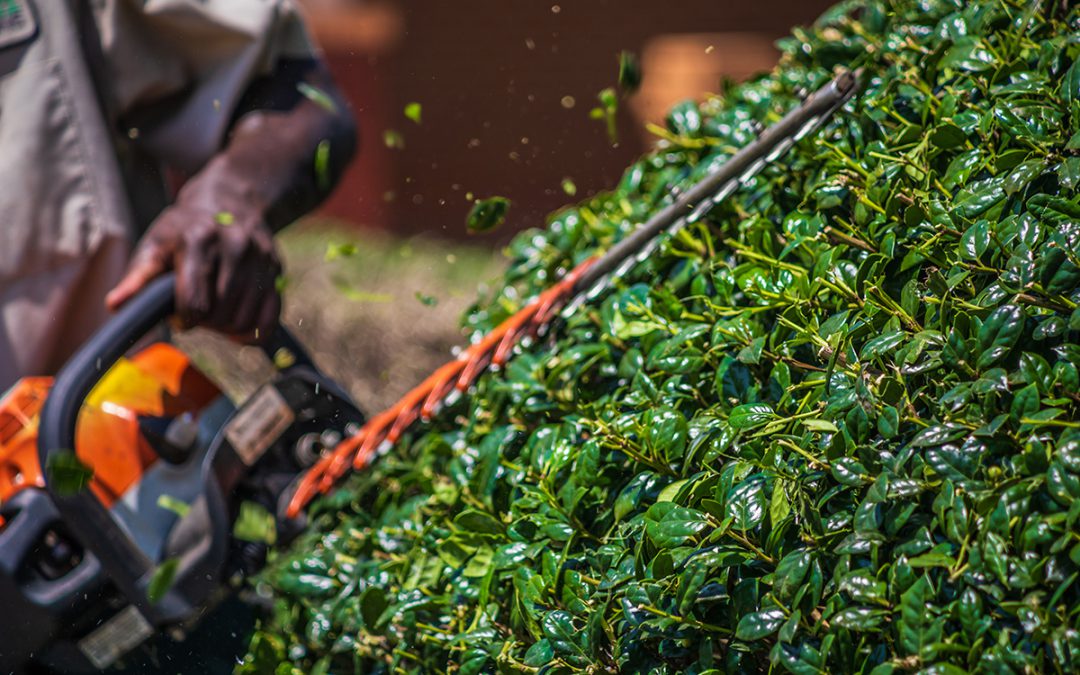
[186,0,836,414]
[180,221,501,412]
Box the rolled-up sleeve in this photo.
[95,0,316,173]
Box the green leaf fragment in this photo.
[593,87,619,144]
[46,451,93,496]
[383,129,405,149]
[233,501,277,545]
[617,50,642,93]
[325,242,358,261]
[314,139,331,192]
[147,557,180,604]
[466,196,511,233]
[157,494,191,518]
[415,291,438,307]
[297,82,338,113]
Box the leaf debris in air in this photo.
[383,129,405,149]
[233,501,277,545]
[314,140,331,192]
[466,196,511,234]
[147,558,180,603]
[617,50,641,93]
[297,82,338,113]
[157,495,191,518]
[324,242,358,261]
[590,87,619,144]
[46,451,93,496]
[415,291,438,307]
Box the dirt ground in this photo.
[179,220,502,413]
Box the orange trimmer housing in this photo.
[4,274,363,673]
[0,344,219,513]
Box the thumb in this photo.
[105,246,170,312]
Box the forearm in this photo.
[178,64,357,231]
[107,62,357,334]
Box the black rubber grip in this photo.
[36,272,319,620]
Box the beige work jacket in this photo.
[0,0,312,389]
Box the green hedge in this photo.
[242,1,1080,672]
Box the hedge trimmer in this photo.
[285,69,861,517]
[0,69,857,672]
[0,289,364,671]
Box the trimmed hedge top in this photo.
[243,1,1080,673]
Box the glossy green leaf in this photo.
[542,610,584,656]
[736,608,786,641]
[1062,57,1080,104]
[954,176,1005,218]
[1010,384,1039,424]
[898,575,935,656]
[728,403,776,429]
[647,505,711,548]
[645,407,688,461]
[930,122,965,149]
[726,479,767,531]
[878,405,900,439]
[831,607,887,631]
[861,330,906,359]
[960,220,989,260]
[360,586,388,628]
[773,550,811,600]
[977,304,1023,369]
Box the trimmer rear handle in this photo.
[38,275,176,619]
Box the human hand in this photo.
[105,170,282,340]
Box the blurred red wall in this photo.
[301,0,835,242]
